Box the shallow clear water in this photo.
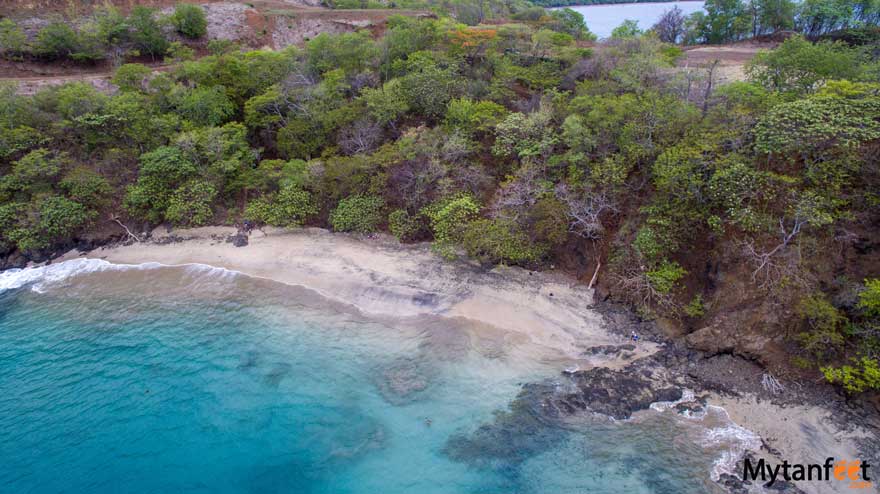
[0,261,744,493]
[560,1,706,39]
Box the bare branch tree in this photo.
[653,6,687,44]
[338,118,382,155]
[490,165,543,221]
[702,59,720,116]
[556,184,618,240]
[742,216,810,289]
[614,269,679,313]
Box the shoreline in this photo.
[58,226,656,365]
[47,226,876,493]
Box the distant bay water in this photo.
[558,1,706,39]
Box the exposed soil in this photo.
[679,41,778,83]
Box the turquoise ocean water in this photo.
[0,260,751,493]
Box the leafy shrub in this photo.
[0,19,27,59]
[422,194,480,259]
[60,167,112,208]
[611,19,642,39]
[94,6,129,45]
[112,64,153,92]
[34,22,79,60]
[124,146,197,222]
[244,186,317,227]
[165,41,196,63]
[129,6,169,57]
[462,218,544,265]
[684,294,706,318]
[747,36,863,96]
[530,197,569,247]
[645,260,687,294]
[858,279,880,318]
[822,357,880,394]
[444,98,507,136]
[330,195,384,233]
[0,196,94,252]
[174,86,235,126]
[796,294,847,358]
[634,223,677,264]
[165,180,217,226]
[171,4,208,39]
[5,148,63,194]
[754,95,880,155]
[422,194,479,244]
[388,209,422,242]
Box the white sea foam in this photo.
[0,258,239,294]
[649,388,696,412]
[647,390,763,482]
[701,405,763,481]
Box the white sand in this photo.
[61,226,657,364]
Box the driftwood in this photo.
[588,259,601,289]
[110,215,141,242]
[761,372,785,395]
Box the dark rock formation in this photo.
[445,355,684,469]
[227,233,249,247]
[548,366,682,420]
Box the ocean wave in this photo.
[701,405,763,481]
[0,258,239,294]
[647,391,763,483]
[649,388,696,413]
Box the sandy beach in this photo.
[56,226,875,493]
[61,226,656,365]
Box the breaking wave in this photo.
[0,258,239,294]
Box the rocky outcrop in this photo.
[545,366,682,420]
[445,349,686,468]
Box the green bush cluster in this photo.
[462,218,544,264]
[330,195,385,233]
[171,4,208,39]
[822,358,880,394]
[244,186,317,227]
[388,209,422,242]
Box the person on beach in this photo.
[631,331,639,343]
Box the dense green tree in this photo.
[165,179,217,226]
[747,36,864,96]
[124,146,197,223]
[112,64,153,93]
[690,0,750,43]
[33,21,79,60]
[244,185,317,227]
[129,6,170,58]
[611,19,644,38]
[173,85,235,126]
[0,19,27,59]
[306,32,378,76]
[171,4,208,39]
